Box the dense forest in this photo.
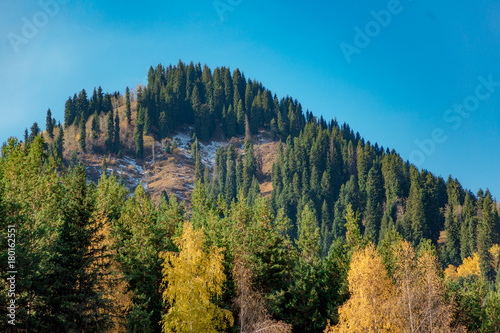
[1,60,500,332]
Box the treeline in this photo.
[1,137,499,332]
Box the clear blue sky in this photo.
[1,0,499,197]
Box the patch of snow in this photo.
[199,140,226,169]
[173,132,192,157]
[122,156,144,174]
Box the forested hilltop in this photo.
[1,60,500,332]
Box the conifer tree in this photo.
[29,122,40,143]
[42,165,111,331]
[442,205,461,267]
[64,97,75,126]
[134,123,144,159]
[364,165,383,243]
[54,126,64,160]
[125,86,131,123]
[406,166,426,244]
[46,108,54,139]
[478,191,495,282]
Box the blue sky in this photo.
[1,0,499,197]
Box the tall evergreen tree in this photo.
[364,165,384,243]
[478,190,495,282]
[125,86,131,123]
[134,123,144,159]
[41,165,111,331]
[46,108,54,139]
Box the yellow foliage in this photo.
[160,222,233,333]
[172,147,180,154]
[457,254,481,278]
[75,133,81,143]
[328,244,399,332]
[444,264,458,280]
[490,244,500,271]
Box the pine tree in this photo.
[46,108,54,139]
[125,86,131,123]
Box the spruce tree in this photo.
[54,126,64,160]
[29,122,40,143]
[46,108,54,139]
[478,191,495,282]
[64,97,75,126]
[406,167,426,244]
[42,165,111,331]
[364,165,383,243]
[134,123,144,159]
[125,86,131,123]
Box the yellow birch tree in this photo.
[160,222,233,333]
[326,243,399,332]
